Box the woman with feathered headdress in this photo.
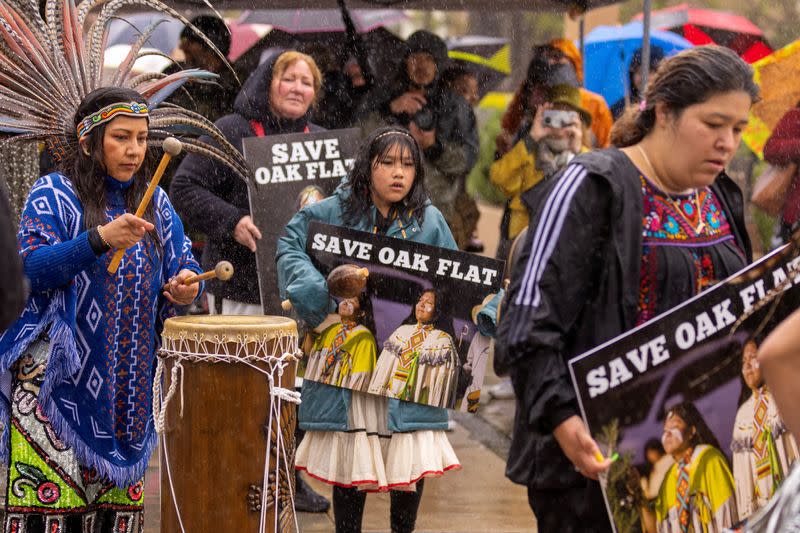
[0,0,249,529]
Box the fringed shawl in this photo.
[0,173,201,486]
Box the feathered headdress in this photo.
[0,0,249,181]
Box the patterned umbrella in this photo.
[743,40,800,158]
[446,36,510,99]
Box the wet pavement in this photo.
[142,379,530,533]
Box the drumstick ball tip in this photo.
[162,137,182,157]
[214,261,234,281]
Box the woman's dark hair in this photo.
[348,285,377,338]
[342,125,427,227]
[611,45,760,147]
[401,286,455,340]
[665,401,723,453]
[68,87,157,234]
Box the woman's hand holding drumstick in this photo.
[162,261,233,306]
[98,213,154,249]
[162,269,200,306]
[182,261,234,285]
[107,137,183,274]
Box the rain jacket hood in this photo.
[550,38,583,83]
[406,30,449,71]
[233,53,315,132]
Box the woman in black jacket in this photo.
[496,46,758,532]
[171,50,324,315]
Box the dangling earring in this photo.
[81,145,90,157]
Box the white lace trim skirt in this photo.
[295,391,461,492]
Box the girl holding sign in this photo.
[277,125,460,532]
[497,46,757,532]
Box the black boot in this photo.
[294,471,330,513]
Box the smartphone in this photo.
[542,109,579,129]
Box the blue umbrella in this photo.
[583,21,693,108]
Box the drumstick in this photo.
[281,299,293,311]
[183,261,234,285]
[107,137,183,274]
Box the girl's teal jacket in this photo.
[277,185,456,432]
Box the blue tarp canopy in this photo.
[583,21,693,108]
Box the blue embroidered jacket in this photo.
[0,173,202,486]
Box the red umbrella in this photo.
[632,3,772,63]
[227,21,270,62]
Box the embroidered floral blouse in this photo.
[636,175,747,325]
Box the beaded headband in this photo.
[374,130,414,142]
[76,101,149,139]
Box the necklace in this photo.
[635,145,706,234]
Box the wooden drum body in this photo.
[157,315,299,533]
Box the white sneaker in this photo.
[488,379,515,400]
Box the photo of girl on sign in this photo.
[292,216,503,414]
[635,402,738,532]
[368,287,461,408]
[306,291,378,392]
[730,337,798,521]
[593,326,800,533]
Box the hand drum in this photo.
[326,264,369,299]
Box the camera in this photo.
[542,109,579,129]
[412,106,437,131]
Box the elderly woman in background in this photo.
[171,50,324,316]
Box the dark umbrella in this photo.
[445,35,510,99]
[632,3,772,63]
[232,26,405,88]
[237,8,407,33]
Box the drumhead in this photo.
[162,315,297,340]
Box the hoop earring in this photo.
[81,145,91,157]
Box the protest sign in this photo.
[569,245,800,532]
[305,221,504,413]
[243,128,360,314]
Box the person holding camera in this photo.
[489,84,591,259]
[356,30,479,249]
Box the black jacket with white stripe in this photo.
[495,148,751,490]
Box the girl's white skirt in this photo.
[295,391,461,492]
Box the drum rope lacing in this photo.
[154,331,302,533]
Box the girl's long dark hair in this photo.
[342,126,428,227]
[350,283,377,338]
[67,87,157,233]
